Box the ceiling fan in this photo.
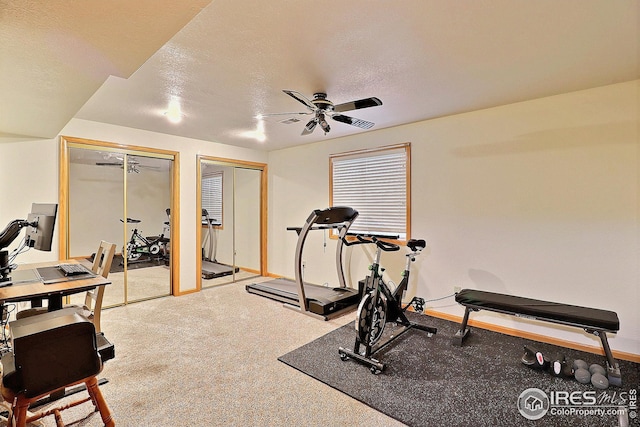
[95,155,159,174]
[261,90,382,135]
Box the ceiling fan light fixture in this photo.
[304,118,317,132]
[318,113,330,134]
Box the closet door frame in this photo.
[59,136,182,296]
[196,155,267,291]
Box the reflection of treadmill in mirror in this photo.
[246,207,361,321]
[201,209,239,280]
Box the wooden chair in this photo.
[16,241,116,333]
[1,310,115,427]
[78,240,116,333]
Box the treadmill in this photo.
[201,209,239,279]
[246,207,362,320]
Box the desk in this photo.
[0,260,110,311]
[0,261,112,408]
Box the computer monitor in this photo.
[24,203,58,252]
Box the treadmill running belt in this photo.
[246,278,360,316]
[202,260,239,279]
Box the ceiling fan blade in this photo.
[332,114,375,130]
[301,118,317,135]
[333,97,382,113]
[283,90,317,111]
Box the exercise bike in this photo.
[121,218,165,263]
[338,235,437,374]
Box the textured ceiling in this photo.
[2,1,638,150]
[0,0,210,141]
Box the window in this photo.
[201,171,223,226]
[330,143,410,241]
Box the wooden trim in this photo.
[171,152,180,295]
[175,287,200,296]
[197,155,268,281]
[239,267,261,275]
[196,157,203,292]
[423,309,640,364]
[405,143,411,241]
[58,137,69,259]
[329,155,334,209]
[61,135,177,158]
[261,164,268,276]
[59,135,180,298]
[122,155,128,303]
[328,142,411,160]
[199,156,267,169]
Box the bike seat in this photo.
[407,239,426,252]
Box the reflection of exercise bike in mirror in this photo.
[338,235,437,374]
[121,218,166,263]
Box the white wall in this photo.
[0,118,268,293]
[267,80,639,355]
[0,139,60,264]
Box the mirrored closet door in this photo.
[61,137,177,307]
[123,154,173,302]
[198,157,266,289]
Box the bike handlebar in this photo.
[343,234,426,254]
[354,235,400,252]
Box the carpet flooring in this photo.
[4,280,400,427]
[279,313,639,427]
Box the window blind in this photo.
[331,145,409,240]
[201,171,223,225]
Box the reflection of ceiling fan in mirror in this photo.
[260,90,382,136]
[95,155,159,174]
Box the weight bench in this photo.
[453,289,622,386]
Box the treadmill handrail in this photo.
[293,207,359,313]
[287,224,350,235]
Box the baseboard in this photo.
[422,308,640,364]
[174,288,200,297]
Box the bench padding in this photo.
[455,289,619,332]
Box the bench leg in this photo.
[590,329,622,387]
[452,307,472,346]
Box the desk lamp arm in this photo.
[1,219,32,283]
[0,219,30,251]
